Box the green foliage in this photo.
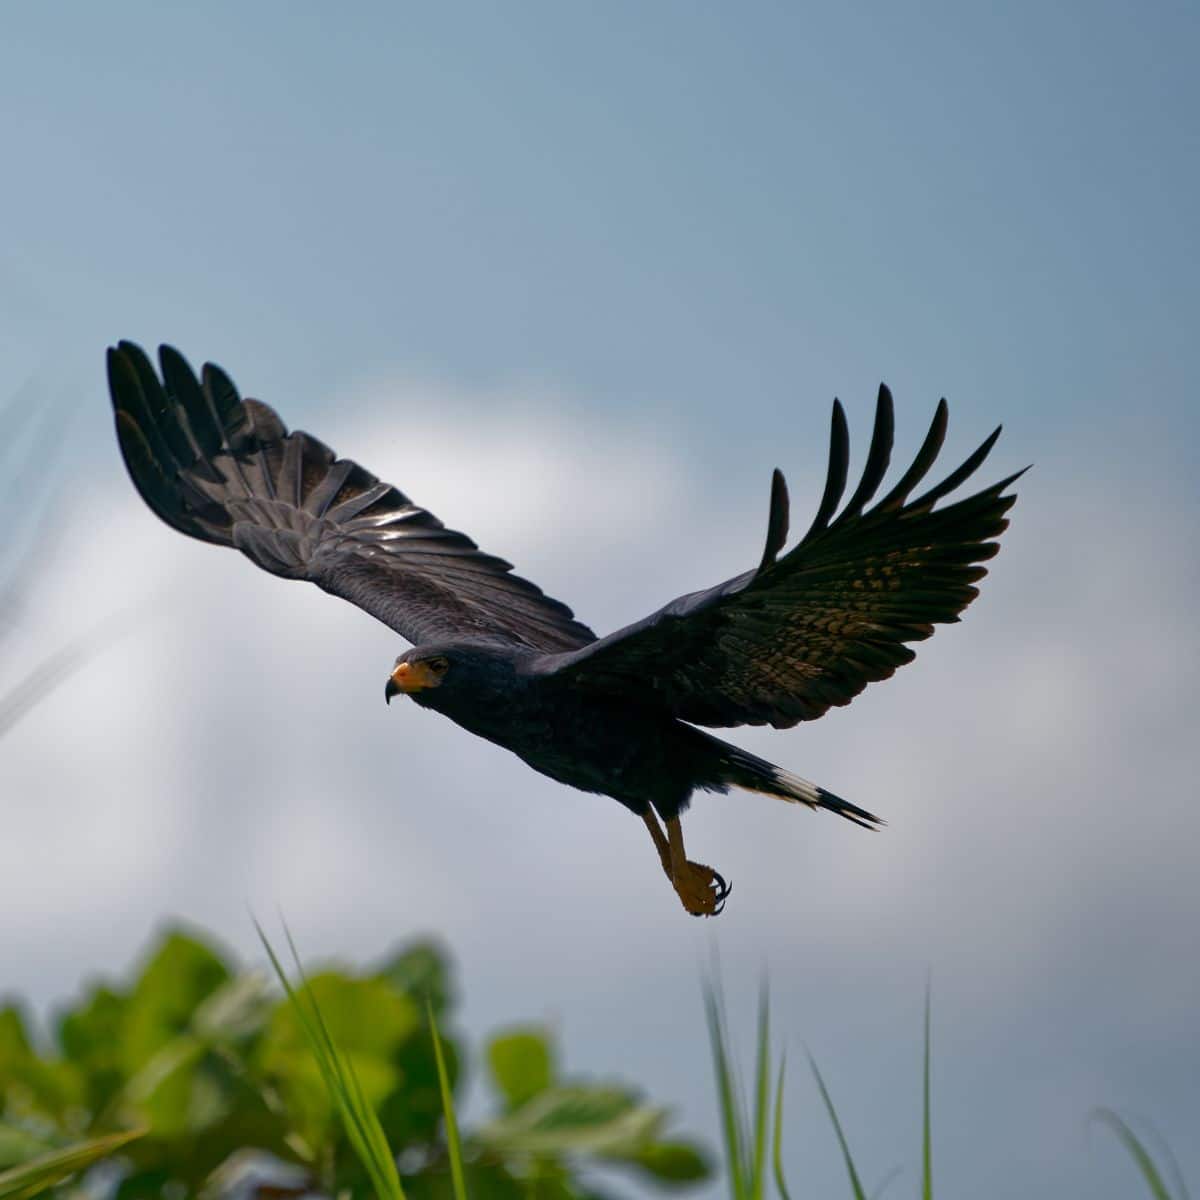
[257,924,406,1200]
[477,1023,709,1194]
[0,924,709,1199]
[702,977,775,1200]
[489,1030,555,1111]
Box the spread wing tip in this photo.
[758,467,790,571]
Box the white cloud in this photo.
[1,383,1196,1198]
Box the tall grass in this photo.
[255,922,477,1200]
[1091,1110,1192,1200]
[255,922,410,1199]
[427,995,468,1200]
[705,979,1188,1200]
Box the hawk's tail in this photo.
[709,737,883,829]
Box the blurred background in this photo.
[1,1,1197,1195]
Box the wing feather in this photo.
[542,388,1022,728]
[109,342,595,652]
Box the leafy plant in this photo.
[257,923,406,1199]
[0,925,709,1198]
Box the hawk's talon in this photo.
[672,858,730,917]
[644,810,732,917]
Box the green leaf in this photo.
[191,972,272,1043]
[262,971,419,1066]
[122,930,231,1072]
[122,1033,209,1132]
[481,1086,662,1156]
[56,984,129,1115]
[257,966,419,1150]
[487,1029,555,1110]
[402,1162,524,1200]
[0,1002,81,1120]
[0,1128,143,1200]
[621,1139,711,1183]
[257,923,407,1200]
[379,1023,460,1150]
[0,1022,81,1125]
[0,1128,54,1172]
[377,941,454,1016]
[0,1008,33,1063]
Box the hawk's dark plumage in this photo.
[109,342,1022,915]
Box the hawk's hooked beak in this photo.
[385,660,438,703]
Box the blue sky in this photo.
[2,4,1198,1197]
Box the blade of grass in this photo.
[750,982,770,1199]
[807,1053,867,1200]
[921,982,932,1200]
[772,1057,792,1200]
[0,614,133,741]
[426,996,468,1200]
[255,920,406,1200]
[1143,1125,1192,1200]
[869,1165,903,1199]
[1091,1109,1178,1200]
[280,923,403,1198]
[703,978,749,1200]
[0,1129,144,1200]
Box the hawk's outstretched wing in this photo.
[108,342,595,652]
[541,387,1022,727]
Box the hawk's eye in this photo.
[427,656,450,675]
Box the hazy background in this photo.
[2,2,1197,1195]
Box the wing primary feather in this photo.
[875,398,949,512]
[831,384,895,526]
[302,457,357,517]
[121,343,194,468]
[110,341,596,651]
[800,399,850,542]
[279,433,304,509]
[159,345,223,463]
[109,349,177,479]
[242,399,281,502]
[909,424,1003,512]
[758,468,790,571]
[550,384,1021,729]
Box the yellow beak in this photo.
[385,660,437,702]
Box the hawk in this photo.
[108,343,1021,915]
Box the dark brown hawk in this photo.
[109,342,1022,915]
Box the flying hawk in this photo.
[108,343,1021,915]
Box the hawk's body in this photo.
[108,342,1021,914]
[402,641,831,821]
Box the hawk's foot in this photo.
[672,859,731,917]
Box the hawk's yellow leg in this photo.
[642,810,731,917]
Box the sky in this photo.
[1,2,1198,1196]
